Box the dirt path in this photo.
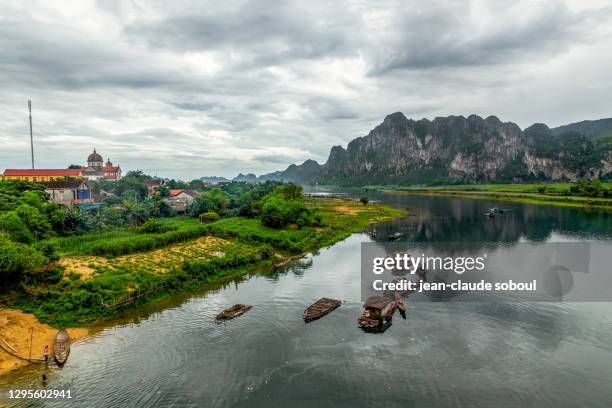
[0,309,88,375]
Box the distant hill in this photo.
[551,118,612,141]
[260,113,612,186]
[199,176,229,185]
[232,173,257,183]
[258,159,322,184]
[229,114,612,186]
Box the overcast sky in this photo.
[1,0,611,180]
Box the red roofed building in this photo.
[164,189,202,213]
[2,168,83,182]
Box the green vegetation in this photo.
[0,233,46,283]
[1,175,403,328]
[378,180,612,210]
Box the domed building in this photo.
[87,149,104,168]
[82,148,122,181]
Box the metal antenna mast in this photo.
[28,100,35,169]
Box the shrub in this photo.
[43,267,64,284]
[260,190,313,229]
[34,240,60,262]
[0,233,45,283]
[14,203,54,239]
[0,211,34,243]
[189,189,228,217]
[360,196,369,205]
[198,211,220,223]
[137,219,175,234]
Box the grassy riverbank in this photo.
[374,183,612,210]
[1,197,403,330]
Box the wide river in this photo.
[2,189,612,407]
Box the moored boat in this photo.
[358,296,397,331]
[53,329,71,366]
[216,304,252,321]
[304,298,341,322]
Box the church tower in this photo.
[87,148,104,169]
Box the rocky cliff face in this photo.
[259,113,611,185]
[321,113,527,183]
[318,113,610,184]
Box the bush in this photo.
[360,196,369,205]
[137,219,175,234]
[260,187,313,229]
[189,189,228,217]
[0,211,34,243]
[34,240,60,262]
[569,179,608,198]
[0,234,45,283]
[43,267,64,284]
[198,211,220,223]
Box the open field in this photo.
[376,183,612,210]
[3,197,404,331]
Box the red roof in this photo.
[3,169,83,177]
[102,166,120,172]
[169,189,185,197]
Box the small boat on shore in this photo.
[53,329,71,366]
[358,296,397,332]
[304,298,341,322]
[216,304,252,321]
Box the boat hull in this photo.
[304,298,341,322]
[53,329,71,366]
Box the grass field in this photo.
[377,183,612,210]
[6,197,404,327]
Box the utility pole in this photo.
[28,100,35,169]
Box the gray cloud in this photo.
[0,0,611,179]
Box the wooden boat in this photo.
[358,296,397,331]
[388,232,404,241]
[303,298,341,322]
[53,329,71,366]
[216,304,252,321]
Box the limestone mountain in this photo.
[551,118,612,141]
[232,173,258,183]
[258,159,322,184]
[255,112,611,186]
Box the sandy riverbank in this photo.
[0,309,88,375]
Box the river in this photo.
[2,189,612,407]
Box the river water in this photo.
[2,190,612,407]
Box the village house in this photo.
[163,189,201,213]
[145,178,166,197]
[40,179,93,208]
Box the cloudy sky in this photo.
[1,0,611,179]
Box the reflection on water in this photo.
[2,191,612,407]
